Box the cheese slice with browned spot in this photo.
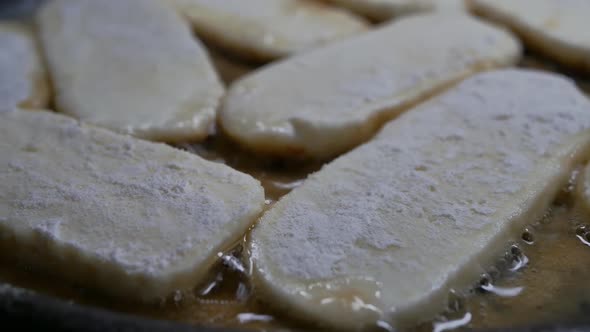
[249,70,590,329]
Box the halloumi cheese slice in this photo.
[36,0,224,142]
[171,0,369,62]
[470,0,590,73]
[434,0,466,11]
[220,14,521,159]
[325,0,433,21]
[249,70,590,329]
[0,109,264,301]
[0,23,49,109]
[576,164,590,215]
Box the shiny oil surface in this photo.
[2,121,590,332]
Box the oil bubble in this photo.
[510,244,522,256]
[576,224,588,236]
[508,245,529,272]
[521,229,534,244]
[478,273,491,289]
[433,312,472,332]
[447,289,465,313]
[575,225,590,247]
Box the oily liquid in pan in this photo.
[1,25,590,326]
[2,126,590,331]
[1,3,590,331]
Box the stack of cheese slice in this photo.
[249,70,590,329]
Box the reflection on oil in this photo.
[1,148,590,331]
[508,251,529,272]
[236,312,273,324]
[433,312,472,332]
[576,234,590,247]
[575,225,590,247]
[480,283,523,298]
[521,228,535,245]
[2,80,590,331]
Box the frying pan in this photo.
[1,1,590,331]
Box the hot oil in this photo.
[0,131,318,331]
[175,132,323,204]
[2,48,590,331]
[465,190,590,328]
[427,212,590,331]
[2,138,590,331]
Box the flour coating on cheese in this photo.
[325,0,433,21]
[172,0,368,61]
[0,110,264,301]
[470,0,590,72]
[36,0,224,142]
[434,0,465,11]
[220,14,521,159]
[249,70,590,329]
[0,23,49,109]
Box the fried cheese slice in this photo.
[171,0,369,62]
[470,0,590,73]
[220,14,521,159]
[36,0,224,142]
[249,70,590,329]
[0,109,264,301]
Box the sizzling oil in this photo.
[2,48,590,331]
[2,130,590,331]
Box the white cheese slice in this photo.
[434,0,466,11]
[220,14,521,159]
[470,0,590,73]
[325,0,433,21]
[0,109,264,301]
[249,70,590,329]
[0,23,49,109]
[36,0,224,142]
[171,0,369,62]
